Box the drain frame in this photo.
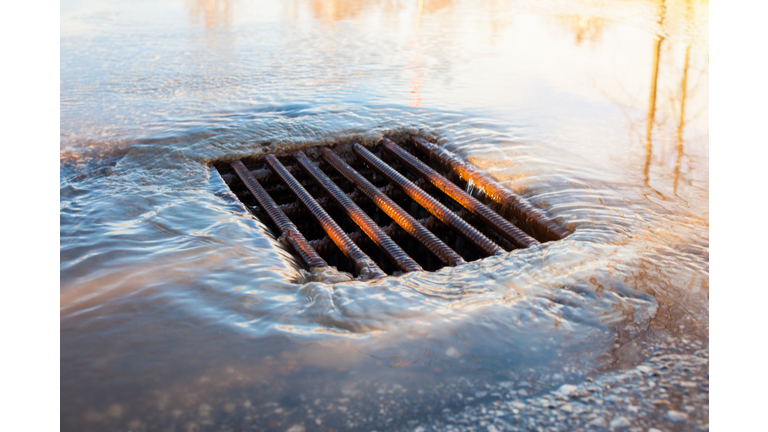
[212,134,569,279]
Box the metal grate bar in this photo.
[381,138,539,249]
[353,143,505,257]
[265,155,386,279]
[320,147,465,266]
[248,164,302,182]
[229,160,328,269]
[215,135,569,277]
[275,178,428,219]
[294,151,423,273]
[308,214,450,255]
[410,135,570,242]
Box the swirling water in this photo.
[60,0,709,430]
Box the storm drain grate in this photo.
[212,135,570,278]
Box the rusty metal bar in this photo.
[353,144,505,257]
[320,147,465,266]
[315,210,466,254]
[277,196,336,220]
[229,160,328,269]
[249,164,301,182]
[309,215,448,255]
[382,138,539,249]
[248,158,366,182]
[294,151,423,273]
[265,155,386,279]
[410,136,570,242]
[275,179,428,219]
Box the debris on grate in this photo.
[212,135,570,279]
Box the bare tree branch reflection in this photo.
[645,0,666,186]
[674,44,691,194]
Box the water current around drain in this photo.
[60,113,707,431]
[61,1,708,430]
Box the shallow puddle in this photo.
[61,0,709,430]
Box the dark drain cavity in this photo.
[212,135,570,279]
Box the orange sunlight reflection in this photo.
[187,0,231,29]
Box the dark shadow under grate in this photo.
[212,135,570,279]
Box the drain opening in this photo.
[212,135,570,279]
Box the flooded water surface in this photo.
[60,0,709,431]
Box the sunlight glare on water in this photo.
[60,0,708,430]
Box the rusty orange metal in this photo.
[229,160,327,269]
[382,138,539,249]
[309,214,450,255]
[294,151,422,273]
[265,155,386,279]
[410,135,570,242]
[320,147,465,267]
[353,144,505,257]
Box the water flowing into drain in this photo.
[213,135,569,278]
